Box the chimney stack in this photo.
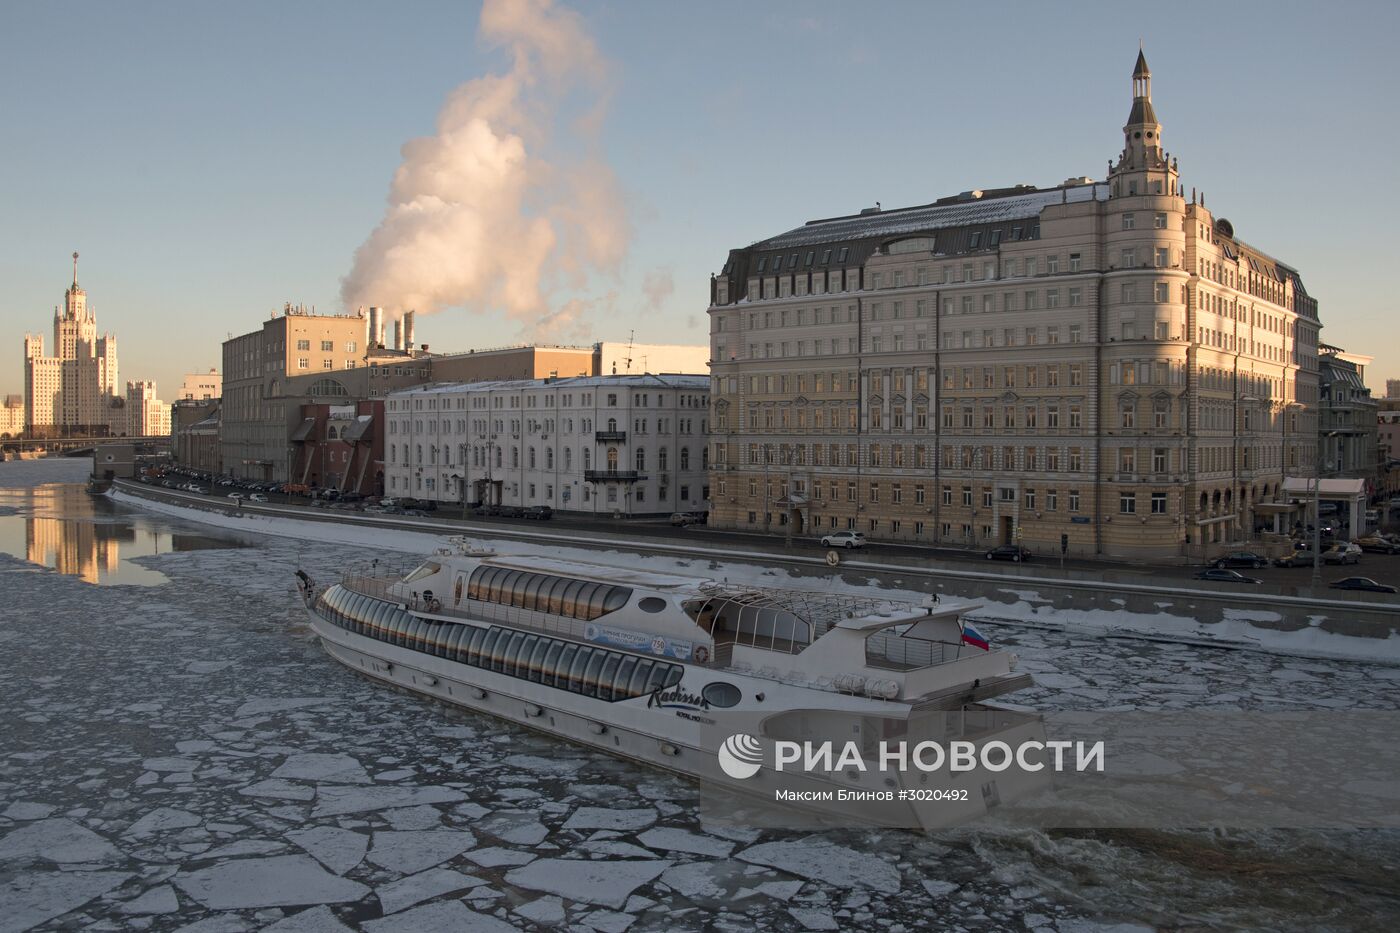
[403,310,416,355]
[368,307,384,348]
[393,318,404,352]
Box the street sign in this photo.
[1071,516,1091,524]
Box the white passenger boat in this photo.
[296,540,1049,829]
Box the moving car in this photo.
[1194,568,1263,585]
[1328,577,1398,594]
[1211,551,1269,569]
[671,512,697,526]
[985,545,1032,562]
[821,530,866,549]
[247,493,268,503]
[523,506,553,520]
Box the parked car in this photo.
[671,512,696,526]
[1273,552,1313,568]
[821,530,866,549]
[1321,543,1362,565]
[1194,568,1263,585]
[187,485,207,494]
[226,492,244,500]
[1354,536,1400,555]
[499,506,524,519]
[985,545,1032,562]
[1328,577,1398,594]
[247,493,268,503]
[523,506,554,520]
[1212,551,1269,569]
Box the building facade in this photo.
[289,400,385,495]
[178,368,222,402]
[23,255,123,436]
[124,380,171,436]
[705,52,1322,560]
[173,399,221,473]
[385,375,709,516]
[220,304,383,481]
[1318,345,1379,483]
[0,395,23,437]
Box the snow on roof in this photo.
[391,373,708,397]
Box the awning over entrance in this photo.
[1282,477,1365,497]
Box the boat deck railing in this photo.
[864,631,969,670]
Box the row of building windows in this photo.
[296,340,359,352]
[316,587,683,702]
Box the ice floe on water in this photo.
[2,462,1399,930]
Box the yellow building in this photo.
[705,52,1320,561]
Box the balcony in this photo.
[585,469,641,483]
[595,430,627,442]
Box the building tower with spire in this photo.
[702,48,1325,561]
[24,253,132,437]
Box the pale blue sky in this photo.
[2,0,1396,397]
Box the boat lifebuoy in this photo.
[694,646,710,664]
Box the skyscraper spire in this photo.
[72,251,79,288]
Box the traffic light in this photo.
[1060,533,1069,554]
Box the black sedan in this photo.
[1328,577,1398,594]
[1194,568,1263,585]
[985,545,1032,562]
[1211,551,1269,569]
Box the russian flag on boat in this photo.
[960,622,990,651]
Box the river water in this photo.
[1,458,1397,932]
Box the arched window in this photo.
[565,448,572,470]
[635,448,646,471]
[680,447,690,470]
[415,445,422,463]
[546,448,554,469]
[528,447,536,469]
[607,417,617,432]
[701,446,709,469]
[495,448,502,468]
[583,448,591,470]
[659,448,668,471]
[606,447,618,470]
[308,378,349,397]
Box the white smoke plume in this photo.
[340,0,629,337]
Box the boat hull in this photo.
[304,603,1051,831]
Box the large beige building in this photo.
[221,304,382,480]
[178,368,222,402]
[705,52,1322,561]
[23,254,122,436]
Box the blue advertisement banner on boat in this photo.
[584,622,694,661]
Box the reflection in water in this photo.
[0,478,243,586]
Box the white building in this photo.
[23,254,121,436]
[125,380,171,437]
[385,374,710,516]
[178,368,222,402]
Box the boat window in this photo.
[527,638,551,682]
[465,625,488,666]
[541,641,565,687]
[702,682,742,708]
[446,624,470,660]
[500,631,525,674]
[627,659,655,697]
[424,622,444,656]
[571,582,600,619]
[521,574,546,611]
[585,584,613,620]
[602,588,630,614]
[612,656,639,699]
[557,644,580,688]
[560,580,586,617]
[478,628,503,670]
[596,653,622,701]
[568,647,593,692]
[409,618,428,651]
[637,597,667,613]
[581,651,608,698]
[403,561,441,584]
[401,617,418,649]
[514,634,538,679]
[367,599,389,636]
[467,566,490,601]
[395,613,412,647]
[542,577,569,615]
[488,569,512,604]
[644,663,673,694]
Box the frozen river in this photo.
[2,459,1398,932]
